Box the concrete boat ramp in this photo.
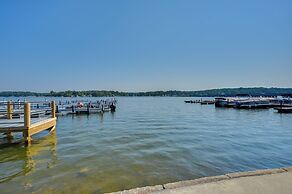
[109,167,292,194]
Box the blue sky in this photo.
[0,0,291,92]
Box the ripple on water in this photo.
[0,97,292,193]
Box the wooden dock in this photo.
[0,101,57,145]
[275,107,292,113]
[55,99,117,115]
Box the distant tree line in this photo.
[0,87,292,97]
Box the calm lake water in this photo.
[1,97,292,193]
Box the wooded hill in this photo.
[1,87,292,97]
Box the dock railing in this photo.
[0,101,55,119]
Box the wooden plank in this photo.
[0,126,25,132]
[0,117,52,131]
[29,118,56,135]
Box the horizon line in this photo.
[1,86,292,94]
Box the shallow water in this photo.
[0,97,292,193]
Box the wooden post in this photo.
[51,101,56,118]
[23,102,31,144]
[7,101,13,119]
[5,132,13,140]
[24,102,31,128]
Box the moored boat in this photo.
[235,99,272,109]
[215,97,236,107]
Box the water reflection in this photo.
[98,112,104,123]
[110,111,116,120]
[0,133,57,183]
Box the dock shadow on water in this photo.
[0,97,292,193]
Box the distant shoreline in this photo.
[0,87,292,97]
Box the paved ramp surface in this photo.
[153,171,292,194]
[109,167,292,194]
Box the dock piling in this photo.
[7,101,13,119]
[51,101,56,118]
[24,102,31,128]
[23,102,31,144]
[4,101,13,139]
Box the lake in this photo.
[0,97,292,193]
